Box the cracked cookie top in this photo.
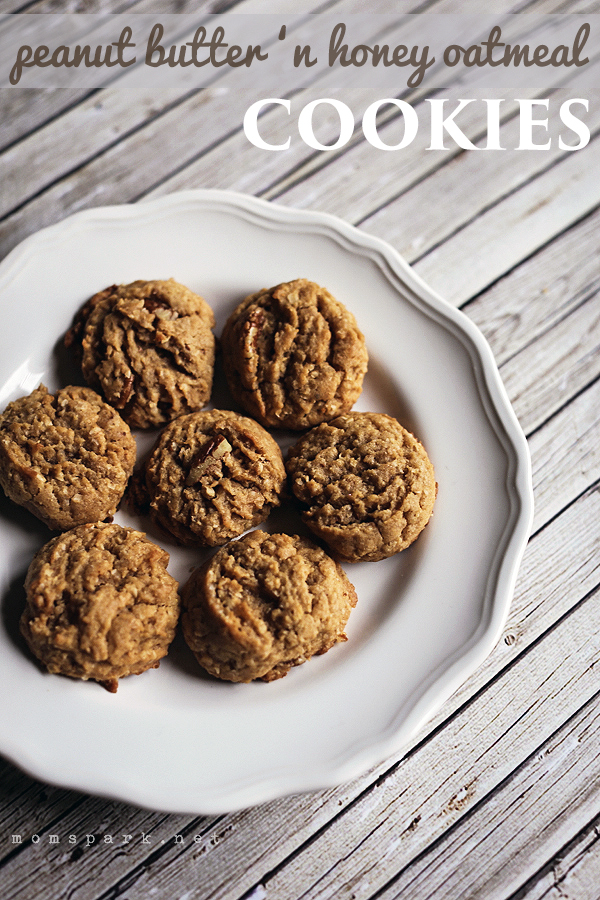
[221,279,368,430]
[286,412,436,562]
[0,384,136,531]
[21,522,180,693]
[139,409,286,547]
[65,279,216,429]
[181,530,358,683]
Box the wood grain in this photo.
[1,2,599,898]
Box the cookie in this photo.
[286,412,436,563]
[181,530,358,683]
[221,278,368,430]
[20,523,180,692]
[65,278,216,428]
[0,385,136,531]
[140,409,286,547]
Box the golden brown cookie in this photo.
[286,412,436,563]
[0,385,136,531]
[221,278,368,430]
[139,409,286,547]
[181,530,358,683]
[65,278,216,428]
[20,523,180,692]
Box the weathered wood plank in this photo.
[0,0,127,13]
[269,50,599,222]
[249,555,600,900]
[3,457,597,900]
[0,761,87,856]
[1,800,200,900]
[527,376,600,534]
[0,788,357,899]
[1,0,413,256]
[0,0,344,209]
[356,77,600,265]
[6,0,147,12]
[500,288,600,435]
[1,0,582,253]
[411,135,600,306]
[3,84,597,281]
[149,0,588,206]
[0,89,186,219]
[0,148,596,900]
[1,0,423,156]
[370,693,600,900]
[73,495,600,900]
[464,206,600,363]
[510,813,600,900]
[1,90,94,152]
[0,0,276,150]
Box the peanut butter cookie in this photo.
[20,523,180,692]
[0,385,136,531]
[286,412,436,562]
[221,279,368,430]
[65,279,216,428]
[181,530,358,683]
[140,409,286,547]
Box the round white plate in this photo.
[0,190,533,814]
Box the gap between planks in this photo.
[0,0,588,230]
[0,163,596,900]
[1,353,599,897]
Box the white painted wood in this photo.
[0,90,185,218]
[0,0,287,150]
[412,136,600,306]
[511,815,600,900]
[0,0,586,251]
[527,376,600,533]
[1,0,423,257]
[0,90,93,151]
[357,63,600,264]
[500,289,600,434]
[1,5,599,898]
[148,2,590,209]
[0,802,197,900]
[92,529,600,900]
[370,695,600,900]
[2,462,599,899]
[464,206,600,362]
[255,586,600,900]
[270,54,599,221]
[0,0,341,213]
[0,764,83,847]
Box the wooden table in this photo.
[1,0,599,897]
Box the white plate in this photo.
[0,190,533,814]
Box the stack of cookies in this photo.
[0,275,435,691]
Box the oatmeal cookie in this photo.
[181,530,357,682]
[0,385,136,531]
[65,278,216,428]
[20,523,180,692]
[221,278,368,430]
[140,409,286,547]
[286,412,436,562]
